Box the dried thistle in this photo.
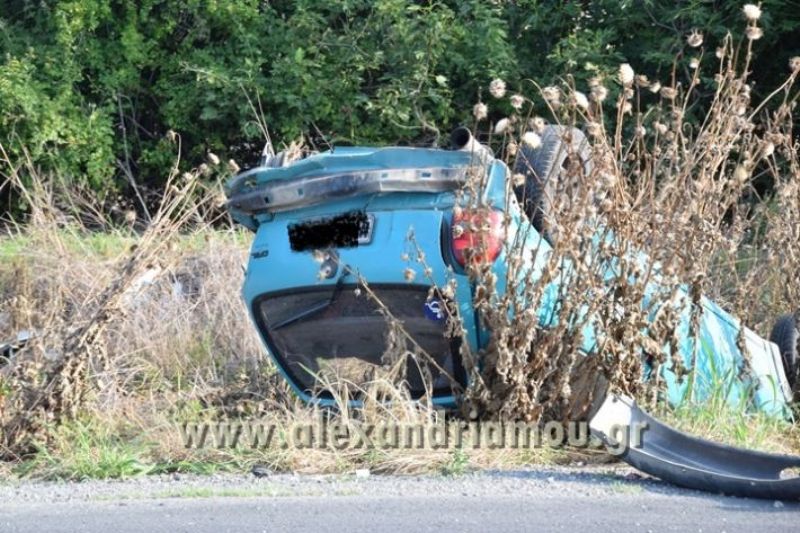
[521,131,542,148]
[473,102,488,121]
[572,91,589,111]
[687,29,704,48]
[746,26,763,41]
[494,118,511,135]
[618,63,635,86]
[489,78,507,99]
[743,4,762,22]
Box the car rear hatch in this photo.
[229,145,494,406]
[240,201,477,406]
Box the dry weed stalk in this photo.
[284,22,799,428]
[0,10,797,471]
[0,145,210,457]
[451,28,799,423]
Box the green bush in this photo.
[1,0,797,215]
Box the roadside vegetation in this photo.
[1,4,800,481]
[2,1,799,218]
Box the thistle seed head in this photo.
[489,78,507,99]
[618,63,635,86]
[743,4,762,22]
[687,29,703,48]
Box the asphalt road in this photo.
[2,468,798,532]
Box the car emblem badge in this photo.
[424,299,445,321]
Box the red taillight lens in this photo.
[450,208,504,267]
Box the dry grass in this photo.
[1,12,799,479]
[0,222,582,478]
[448,30,800,425]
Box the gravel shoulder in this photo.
[1,466,798,532]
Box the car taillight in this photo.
[450,208,504,267]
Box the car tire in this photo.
[513,125,592,234]
[769,313,799,388]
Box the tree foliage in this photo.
[1,0,798,214]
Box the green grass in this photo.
[0,227,250,262]
[10,416,245,481]
[14,418,155,480]
[0,235,28,259]
[655,398,799,456]
[0,230,135,261]
[441,448,470,476]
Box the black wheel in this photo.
[513,125,592,235]
[769,313,799,388]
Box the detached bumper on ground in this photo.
[590,395,800,500]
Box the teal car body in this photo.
[226,142,792,416]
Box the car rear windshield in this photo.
[254,285,464,400]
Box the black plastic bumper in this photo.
[589,395,800,500]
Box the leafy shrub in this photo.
[1,1,798,216]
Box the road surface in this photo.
[1,467,797,532]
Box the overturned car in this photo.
[226,127,800,499]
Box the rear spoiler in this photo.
[227,167,468,216]
[225,130,496,230]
